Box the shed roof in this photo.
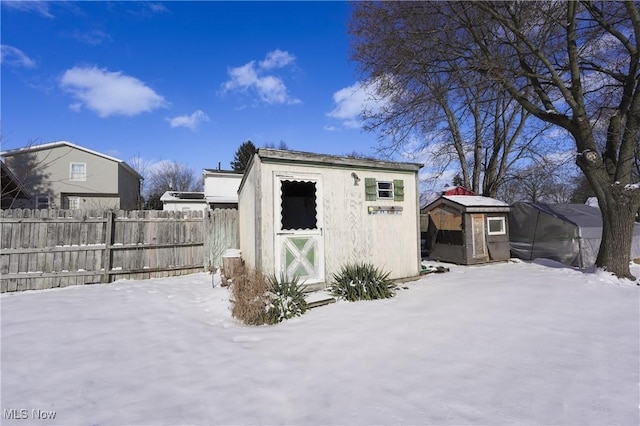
[256,148,423,172]
[240,148,423,194]
[425,195,510,213]
[444,195,509,207]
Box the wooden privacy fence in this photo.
[0,208,239,292]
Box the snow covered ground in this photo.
[2,260,639,425]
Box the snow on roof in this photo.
[443,195,509,207]
[160,191,206,202]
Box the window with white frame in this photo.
[36,195,51,209]
[70,162,86,181]
[376,181,394,199]
[67,196,80,210]
[487,216,506,235]
[365,178,405,201]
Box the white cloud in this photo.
[1,45,36,68]
[259,49,295,70]
[68,29,112,46]
[144,2,170,14]
[1,1,54,18]
[166,110,209,131]
[327,80,389,129]
[221,50,300,105]
[60,66,168,117]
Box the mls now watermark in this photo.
[4,408,57,420]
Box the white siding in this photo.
[255,161,420,282]
[238,160,258,271]
[162,201,208,212]
[203,173,242,200]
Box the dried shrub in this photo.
[230,267,272,325]
[230,268,308,325]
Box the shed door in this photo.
[471,214,487,258]
[274,174,324,284]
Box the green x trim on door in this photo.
[284,236,317,279]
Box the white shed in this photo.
[238,149,423,288]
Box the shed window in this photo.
[487,217,506,235]
[70,163,86,181]
[377,181,393,199]
[281,180,317,230]
[365,178,405,201]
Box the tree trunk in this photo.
[597,190,639,280]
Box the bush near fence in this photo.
[0,208,238,292]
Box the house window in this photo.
[487,217,506,235]
[70,163,86,181]
[36,195,50,209]
[365,178,405,201]
[67,196,80,210]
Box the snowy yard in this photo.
[1,260,639,425]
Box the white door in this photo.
[274,174,325,284]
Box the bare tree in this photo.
[263,141,290,150]
[350,4,561,197]
[350,1,640,279]
[2,139,56,209]
[144,160,200,209]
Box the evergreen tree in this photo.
[230,140,256,173]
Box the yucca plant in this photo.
[330,262,397,301]
[266,273,308,322]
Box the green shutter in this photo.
[393,179,404,201]
[365,178,377,201]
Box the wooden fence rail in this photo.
[0,208,239,292]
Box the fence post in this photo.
[101,210,115,283]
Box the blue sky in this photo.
[1,1,387,175]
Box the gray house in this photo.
[424,195,511,265]
[1,141,142,210]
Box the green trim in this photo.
[365,178,377,201]
[394,179,404,201]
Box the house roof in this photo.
[203,169,242,176]
[442,186,476,196]
[0,140,143,180]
